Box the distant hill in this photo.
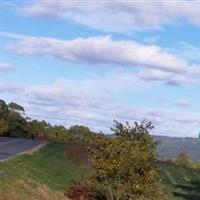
[154,136,200,162]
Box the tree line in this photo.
[0,99,92,141]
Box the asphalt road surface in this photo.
[0,137,44,161]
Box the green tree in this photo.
[26,120,49,139]
[8,102,24,112]
[87,121,163,200]
[6,111,28,137]
[46,125,69,141]
[0,118,8,135]
[69,125,92,141]
[0,99,28,137]
[0,100,9,135]
[0,99,75,141]
[0,99,9,117]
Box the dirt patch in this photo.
[35,185,66,200]
[0,182,67,200]
[0,194,19,200]
[65,142,89,165]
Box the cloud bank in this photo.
[2,78,199,137]
[6,34,200,85]
[23,0,200,32]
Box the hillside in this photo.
[159,161,200,200]
[0,143,87,200]
[0,142,199,200]
[155,136,200,162]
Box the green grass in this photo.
[159,161,200,200]
[0,143,87,199]
[0,142,199,200]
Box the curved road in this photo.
[0,137,45,161]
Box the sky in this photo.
[1,0,200,137]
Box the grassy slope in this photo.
[0,143,87,200]
[0,142,199,200]
[159,161,200,200]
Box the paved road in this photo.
[0,137,44,161]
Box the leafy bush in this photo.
[174,152,200,170]
[86,120,164,200]
[64,182,106,200]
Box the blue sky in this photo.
[1,0,200,137]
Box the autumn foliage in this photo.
[84,120,163,200]
[64,183,105,200]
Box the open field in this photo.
[0,142,199,200]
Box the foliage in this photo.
[68,125,93,142]
[0,99,9,115]
[25,119,49,139]
[174,153,200,170]
[0,99,27,137]
[175,153,191,166]
[64,182,106,200]
[0,99,93,142]
[159,160,200,200]
[1,140,199,200]
[0,118,8,135]
[1,98,199,199]
[86,120,164,200]
[8,102,24,112]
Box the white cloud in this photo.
[0,31,28,40]
[5,33,200,86]
[1,84,24,93]
[6,34,188,74]
[52,72,147,96]
[22,0,200,32]
[175,99,191,107]
[138,69,175,81]
[137,66,200,86]
[0,63,13,70]
[2,77,200,137]
[1,71,147,98]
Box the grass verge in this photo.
[0,143,87,200]
[159,161,200,200]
